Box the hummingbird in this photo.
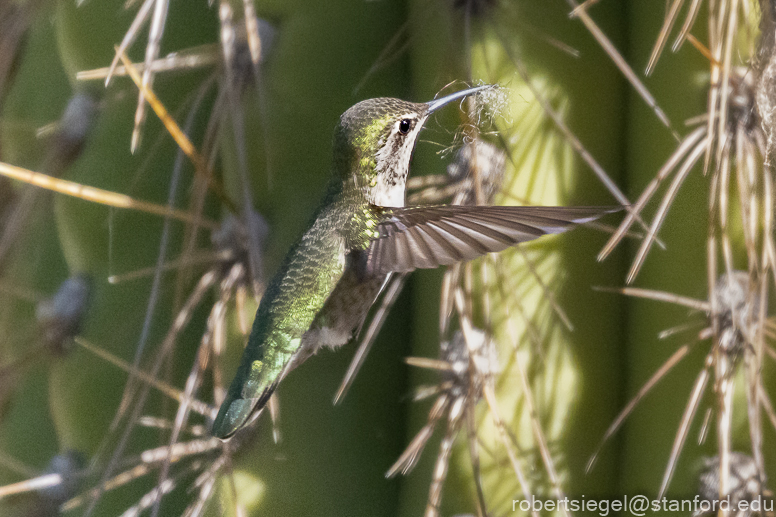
[213,84,615,439]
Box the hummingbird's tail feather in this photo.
[367,205,621,275]
[212,381,277,440]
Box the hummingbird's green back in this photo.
[213,183,357,437]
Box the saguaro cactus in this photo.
[0,1,774,516]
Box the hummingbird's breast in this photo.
[291,268,386,371]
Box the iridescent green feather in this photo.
[213,184,353,438]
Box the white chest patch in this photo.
[290,325,352,372]
[371,176,406,207]
[303,326,351,351]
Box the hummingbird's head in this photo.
[332,85,494,207]
[333,97,428,207]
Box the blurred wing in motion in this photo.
[365,205,619,275]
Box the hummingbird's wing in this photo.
[364,205,618,275]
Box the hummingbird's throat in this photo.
[368,171,406,207]
[366,120,423,207]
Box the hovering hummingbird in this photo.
[213,84,615,439]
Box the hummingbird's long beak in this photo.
[426,84,495,114]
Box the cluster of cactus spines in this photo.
[386,329,498,517]
[584,270,769,501]
[599,0,776,510]
[662,0,769,503]
[696,452,771,516]
[0,274,90,444]
[82,210,269,516]
[401,1,628,514]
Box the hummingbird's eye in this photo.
[399,119,412,134]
